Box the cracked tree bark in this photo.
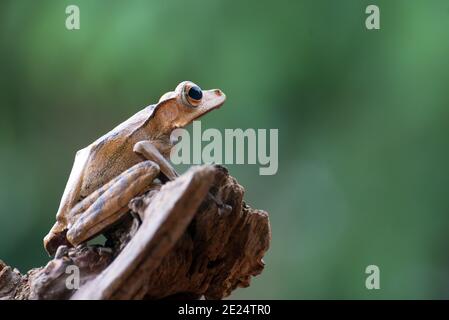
[0,165,271,300]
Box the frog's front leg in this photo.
[134,140,179,180]
[135,141,230,215]
[65,160,160,247]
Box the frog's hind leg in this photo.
[66,160,160,246]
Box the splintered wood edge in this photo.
[71,165,216,300]
[0,262,21,299]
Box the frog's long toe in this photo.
[44,227,71,256]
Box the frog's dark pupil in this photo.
[188,86,202,100]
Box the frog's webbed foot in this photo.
[66,160,160,247]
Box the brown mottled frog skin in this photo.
[44,81,225,255]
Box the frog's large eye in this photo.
[183,85,203,107]
[188,86,203,100]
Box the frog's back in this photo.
[56,105,157,222]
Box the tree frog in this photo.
[43,81,226,255]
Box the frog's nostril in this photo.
[215,89,223,96]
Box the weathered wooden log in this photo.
[0,165,271,300]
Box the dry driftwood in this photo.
[0,165,271,300]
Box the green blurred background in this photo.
[1,0,449,299]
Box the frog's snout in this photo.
[204,88,226,109]
[213,89,225,101]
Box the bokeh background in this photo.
[1,0,449,299]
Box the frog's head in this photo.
[154,81,226,132]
